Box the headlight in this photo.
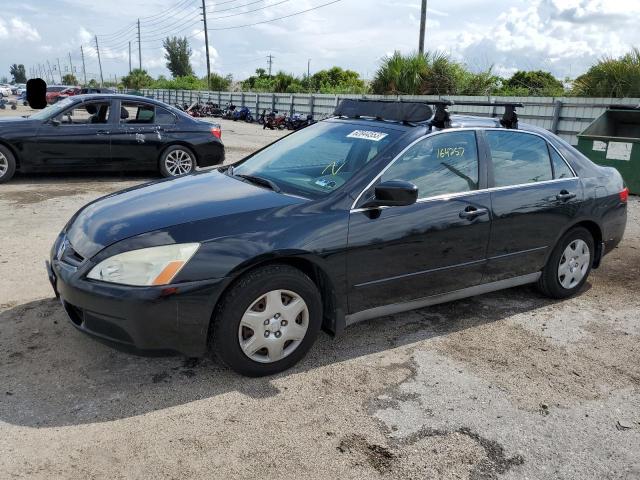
[87,243,200,286]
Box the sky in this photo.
[0,0,638,84]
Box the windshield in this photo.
[232,121,400,198]
[29,97,76,120]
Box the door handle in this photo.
[459,206,488,220]
[556,190,576,201]
[96,130,109,135]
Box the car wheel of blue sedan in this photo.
[537,227,594,299]
[211,264,323,377]
[160,145,195,178]
[0,144,16,184]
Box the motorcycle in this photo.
[286,112,314,130]
[222,103,237,120]
[263,110,288,130]
[232,106,254,123]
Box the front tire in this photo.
[537,227,594,299]
[211,265,323,377]
[159,145,196,178]
[0,144,17,184]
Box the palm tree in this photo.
[572,48,640,98]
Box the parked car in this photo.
[0,94,224,183]
[0,84,12,97]
[45,85,71,104]
[46,99,627,376]
[54,86,82,103]
[80,87,116,94]
[11,83,26,95]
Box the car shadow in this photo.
[11,171,157,185]
[0,284,566,429]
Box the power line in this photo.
[196,0,344,32]
[139,0,197,23]
[209,0,290,20]
[206,0,264,14]
[140,6,201,29]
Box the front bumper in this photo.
[47,257,226,357]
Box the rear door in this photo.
[483,130,582,281]
[347,130,492,313]
[110,100,167,170]
[35,99,113,169]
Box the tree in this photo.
[163,36,194,78]
[372,51,473,95]
[61,73,78,85]
[501,70,565,96]
[206,73,233,91]
[121,68,153,90]
[572,48,640,98]
[9,64,26,83]
[306,67,367,94]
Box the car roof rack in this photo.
[444,100,525,129]
[334,99,433,123]
[334,99,525,130]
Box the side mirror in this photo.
[362,180,418,208]
[51,118,61,126]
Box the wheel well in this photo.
[210,257,340,339]
[0,140,19,169]
[159,143,199,167]
[569,220,603,267]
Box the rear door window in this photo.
[550,148,574,179]
[156,107,176,125]
[120,102,155,124]
[486,131,553,187]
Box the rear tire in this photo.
[0,144,17,184]
[159,145,196,178]
[211,265,322,377]
[537,227,594,299]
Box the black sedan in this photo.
[47,100,628,376]
[0,94,224,183]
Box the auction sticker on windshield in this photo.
[347,130,388,141]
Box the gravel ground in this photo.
[1,103,639,479]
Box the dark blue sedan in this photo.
[47,100,628,376]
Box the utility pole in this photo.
[418,0,427,54]
[95,35,104,86]
[128,41,132,73]
[267,54,274,76]
[201,0,211,90]
[137,19,142,70]
[46,60,54,84]
[68,52,74,82]
[80,46,88,85]
[307,58,311,78]
[57,58,63,83]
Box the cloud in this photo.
[0,17,40,41]
[456,0,640,77]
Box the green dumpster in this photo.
[576,105,640,194]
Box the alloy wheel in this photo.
[558,239,590,289]
[238,289,309,363]
[164,149,193,176]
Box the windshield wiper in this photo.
[235,173,281,193]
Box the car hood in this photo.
[66,170,306,258]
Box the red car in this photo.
[46,86,80,104]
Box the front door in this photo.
[483,130,582,281]
[35,100,113,169]
[347,130,492,313]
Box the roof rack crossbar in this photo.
[443,100,524,129]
